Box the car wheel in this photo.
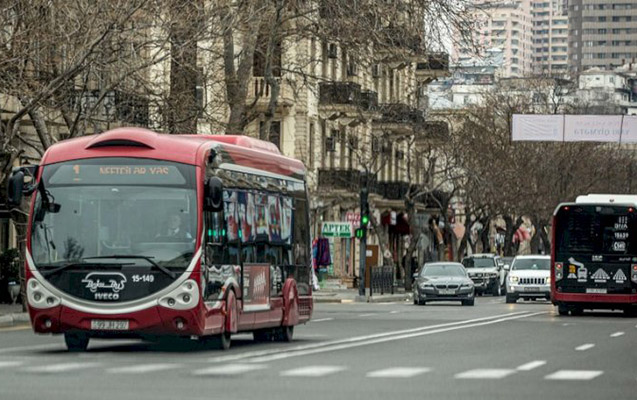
[462,299,475,306]
[491,283,501,296]
[501,284,507,295]
[505,294,517,304]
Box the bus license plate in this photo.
[586,288,607,294]
[91,320,129,331]
[439,289,455,295]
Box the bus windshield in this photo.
[555,205,637,256]
[31,158,197,271]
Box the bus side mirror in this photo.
[204,177,223,211]
[7,170,25,206]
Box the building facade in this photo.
[532,0,569,75]
[568,0,637,73]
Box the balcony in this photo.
[247,77,295,108]
[319,83,379,118]
[318,169,363,191]
[378,103,425,125]
[415,53,450,80]
[68,89,149,126]
[373,181,411,201]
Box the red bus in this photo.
[8,128,313,351]
[551,194,637,316]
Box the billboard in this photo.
[512,114,637,143]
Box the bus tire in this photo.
[276,325,294,342]
[64,333,89,352]
[557,304,570,316]
[212,331,231,350]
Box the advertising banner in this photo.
[322,222,353,238]
[243,264,270,305]
[512,114,563,142]
[512,114,637,143]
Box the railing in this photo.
[373,181,411,200]
[370,266,394,295]
[318,169,362,191]
[378,103,425,124]
[416,53,450,72]
[319,82,378,111]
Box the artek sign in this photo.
[322,222,353,238]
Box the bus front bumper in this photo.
[552,292,637,305]
[28,303,209,337]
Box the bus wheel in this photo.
[557,304,570,316]
[623,306,637,317]
[276,326,294,342]
[64,333,89,352]
[211,331,231,350]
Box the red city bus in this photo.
[551,194,637,316]
[7,128,313,351]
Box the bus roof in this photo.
[39,128,305,180]
[575,194,637,205]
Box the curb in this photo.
[0,313,30,328]
[313,294,411,304]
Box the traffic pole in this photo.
[358,187,368,297]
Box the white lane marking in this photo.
[0,361,23,368]
[359,313,375,317]
[0,343,62,354]
[389,311,400,314]
[575,344,595,351]
[24,362,100,373]
[610,331,625,338]
[193,364,267,376]
[516,360,547,371]
[366,367,431,378]
[377,302,396,305]
[281,365,346,377]
[311,318,334,323]
[455,369,517,379]
[207,311,533,364]
[545,370,603,381]
[106,364,181,374]
[247,312,546,363]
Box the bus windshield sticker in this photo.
[591,268,610,283]
[613,269,627,283]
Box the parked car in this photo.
[413,262,475,306]
[505,255,551,303]
[461,254,506,296]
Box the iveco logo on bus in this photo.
[81,272,127,300]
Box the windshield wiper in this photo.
[82,255,176,279]
[40,262,132,277]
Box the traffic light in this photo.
[357,187,369,240]
[355,228,365,238]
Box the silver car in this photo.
[413,262,475,306]
[505,255,551,303]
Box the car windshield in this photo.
[421,264,466,277]
[30,158,197,270]
[462,258,495,268]
[512,258,550,270]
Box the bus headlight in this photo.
[159,279,199,310]
[27,279,61,309]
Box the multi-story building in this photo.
[457,0,533,78]
[532,0,569,75]
[568,0,637,73]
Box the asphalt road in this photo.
[0,297,635,400]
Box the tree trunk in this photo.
[479,216,491,253]
[503,215,524,256]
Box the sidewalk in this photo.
[313,287,412,304]
[0,303,30,328]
